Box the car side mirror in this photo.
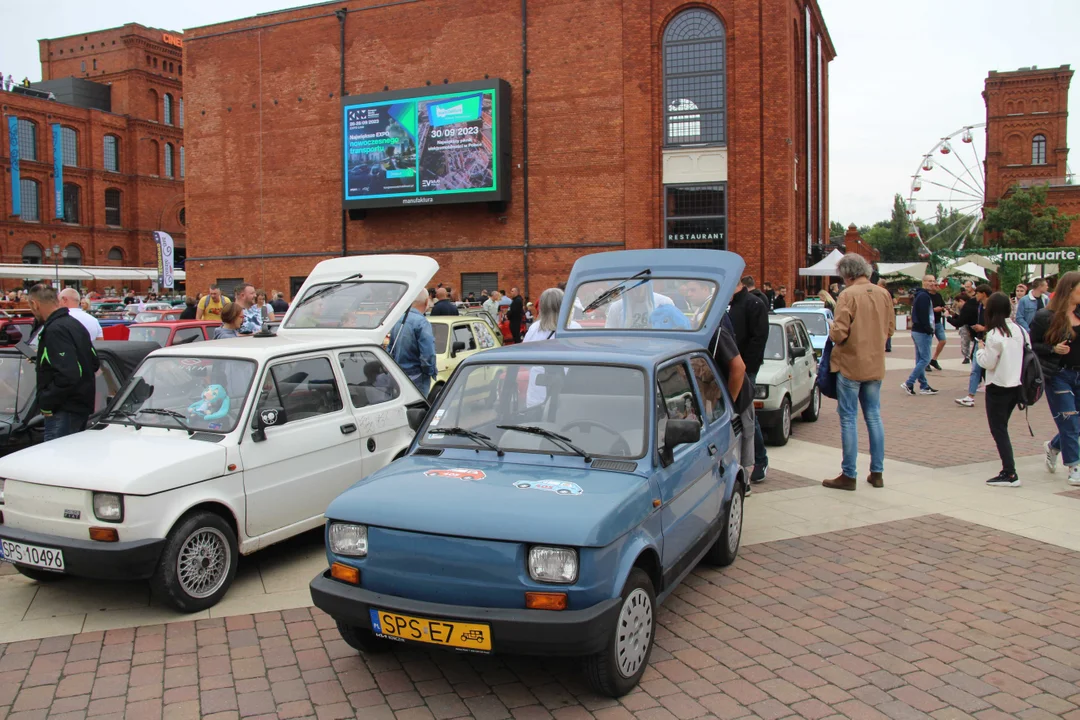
[450,340,467,358]
[664,419,701,449]
[252,406,287,442]
[790,346,808,360]
[406,407,427,432]
[0,327,22,346]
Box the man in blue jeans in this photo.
[824,254,895,491]
[901,275,939,396]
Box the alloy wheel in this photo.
[176,527,231,599]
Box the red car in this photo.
[0,316,37,346]
[127,320,221,347]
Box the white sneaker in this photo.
[1045,441,1060,474]
[955,396,975,407]
[1070,465,1080,486]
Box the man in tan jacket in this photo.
[825,254,895,491]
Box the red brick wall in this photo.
[183,0,833,300]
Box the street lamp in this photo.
[43,244,64,287]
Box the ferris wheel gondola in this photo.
[907,124,986,256]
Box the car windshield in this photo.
[566,277,716,331]
[285,281,407,330]
[0,355,34,417]
[780,312,828,335]
[423,362,647,459]
[134,312,163,323]
[431,323,449,354]
[112,356,256,433]
[765,325,785,361]
[129,327,172,347]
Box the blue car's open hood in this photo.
[326,456,657,548]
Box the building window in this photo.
[22,243,43,265]
[60,126,78,167]
[164,93,173,125]
[64,245,83,266]
[165,143,174,178]
[107,247,124,262]
[93,59,97,71]
[19,179,40,221]
[179,98,184,128]
[148,140,160,175]
[17,119,37,161]
[178,64,182,76]
[81,61,86,73]
[460,273,498,299]
[664,184,726,250]
[179,146,185,178]
[146,54,151,66]
[105,188,121,226]
[1033,134,1047,165]
[662,9,726,146]
[103,134,120,172]
[153,57,158,68]
[62,183,80,224]
[179,208,186,226]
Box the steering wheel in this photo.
[559,419,632,457]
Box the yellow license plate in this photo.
[369,609,492,652]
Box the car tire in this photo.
[766,398,791,446]
[583,568,656,698]
[801,384,821,422]
[14,565,65,583]
[151,511,238,613]
[705,481,743,567]
[427,382,444,403]
[337,622,394,654]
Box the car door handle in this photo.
[340,423,357,435]
[708,443,718,456]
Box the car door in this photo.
[654,358,721,574]
[795,321,818,382]
[336,348,413,476]
[451,323,480,363]
[788,321,813,407]
[239,354,362,538]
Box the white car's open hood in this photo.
[0,427,228,495]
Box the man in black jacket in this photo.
[901,276,938,396]
[507,287,524,343]
[27,284,100,441]
[729,277,770,482]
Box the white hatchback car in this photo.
[753,315,820,445]
[0,255,437,611]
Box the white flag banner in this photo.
[154,231,175,289]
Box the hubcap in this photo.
[176,527,230,599]
[615,588,653,678]
[812,386,820,415]
[782,401,791,438]
[728,490,743,552]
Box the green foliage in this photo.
[984,184,1079,248]
[861,195,920,261]
[829,220,846,240]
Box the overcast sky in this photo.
[2,0,1078,228]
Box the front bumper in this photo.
[0,525,165,580]
[310,571,621,657]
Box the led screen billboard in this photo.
[342,79,511,210]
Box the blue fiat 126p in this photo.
[309,249,748,696]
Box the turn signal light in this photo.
[330,562,360,585]
[89,527,119,542]
[753,401,764,409]
[525,592,567,611]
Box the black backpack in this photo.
[1018,327,1044,435]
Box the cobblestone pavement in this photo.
[749,471,817,495]
[4,515,1080,720]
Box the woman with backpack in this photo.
[977,292,1029,487]
[1031,271,1080,486]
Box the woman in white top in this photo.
[522,288,579,407]
[976,291,1028,487]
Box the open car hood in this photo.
[277,255,439,342]
[555,249,745,347]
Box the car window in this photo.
[339,351,401,408]
[94,361,124,412]
[785,322,800,350]
[173,328,205,345]
[257,357,343,422]
[431,323,449,354]
[690,356,724,423]
[453,325,476,351]
[765,325,785,361]
[128,326,171,347]
[796,322,813,349]
[0,355,35,417]
[472,321,497,349]
[657,362,702,426]
[788,312,828,335]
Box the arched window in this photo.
[178,97,184,128]
[153,57,158,68]
[148,140,160,175]
[19,179,40,221]
[663,9,726,146]
[22,243,43,265]
[64,244,83,266]
[179,208,186,226]
[60,126,78,167]
[148,88,159,122]
[107,247,124,263]
[178,64,182,76]
[164,93,173,125]
[164,143,174,178]
[104,188,122,226]
[103,134,120,172]
[1032,134,1047,165]
[17,119,37,161]
[62,183,80,224]
[179,146,185,178]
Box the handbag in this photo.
[816,336,838,399]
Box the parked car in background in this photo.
[427,313,503,401]
[0,316,36,347]
[128,320,222,347]
[132,310,182,323]
[789,300,826,310]
[774,307,833,359]
[99,319,135,341]
[91,302,126,318]
[122,303,173,321]
[311,249,747,697]
[754,315,820,446]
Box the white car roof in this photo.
[149,334,381,362]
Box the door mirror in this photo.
[129,378,154,404]
[790,346,808,360]
[0,326,22,346]
[406,407,427,432]
[252,406,287,442]
[450,340,467,358]
[664,419,701,449]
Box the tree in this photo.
[864,195,920,261]
[829,220,846,240]
[984,184,1079,248]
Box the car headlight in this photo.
[92,492,123,522]
[528,546,578,584]
[329,522,368,557]
[754,385,769,400]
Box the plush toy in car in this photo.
[188,384,231,420]
[649,304,692,330]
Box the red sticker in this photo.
[424,468,487,481]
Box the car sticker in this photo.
[512,480,584,496]
[424,468,487,481]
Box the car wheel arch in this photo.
[169,501,242,551]
[632,548,663,596]
[612,534,663,600]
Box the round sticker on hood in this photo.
[424,468,487,481]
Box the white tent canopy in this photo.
[0,264,185,282]
[877,261,928,280]
[798,249,845,277]
[941,262,988,281]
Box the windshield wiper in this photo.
[437,427,504,456]
[294,273,364,309]
[101,408,142,430]
[582,269,652,314]
[136,408,195,435]
[497,424,592,462]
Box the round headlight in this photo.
[329,523,368,557]
[528,546,578,584]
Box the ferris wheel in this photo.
[907,123,986,255]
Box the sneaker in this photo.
[901,383,916,396]
[930,359,943,371]
[919,386,939,395]
[962,358,971,365]
[744,483,752,497]
[1070,465,1080,486]
[751,462,768,483]
[1045,441,1060,474]
[955,396,975,407]
[986,472,1021,487]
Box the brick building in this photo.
[984,65,1080,245]
[0,23,186,291]
[184,0,833,298]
